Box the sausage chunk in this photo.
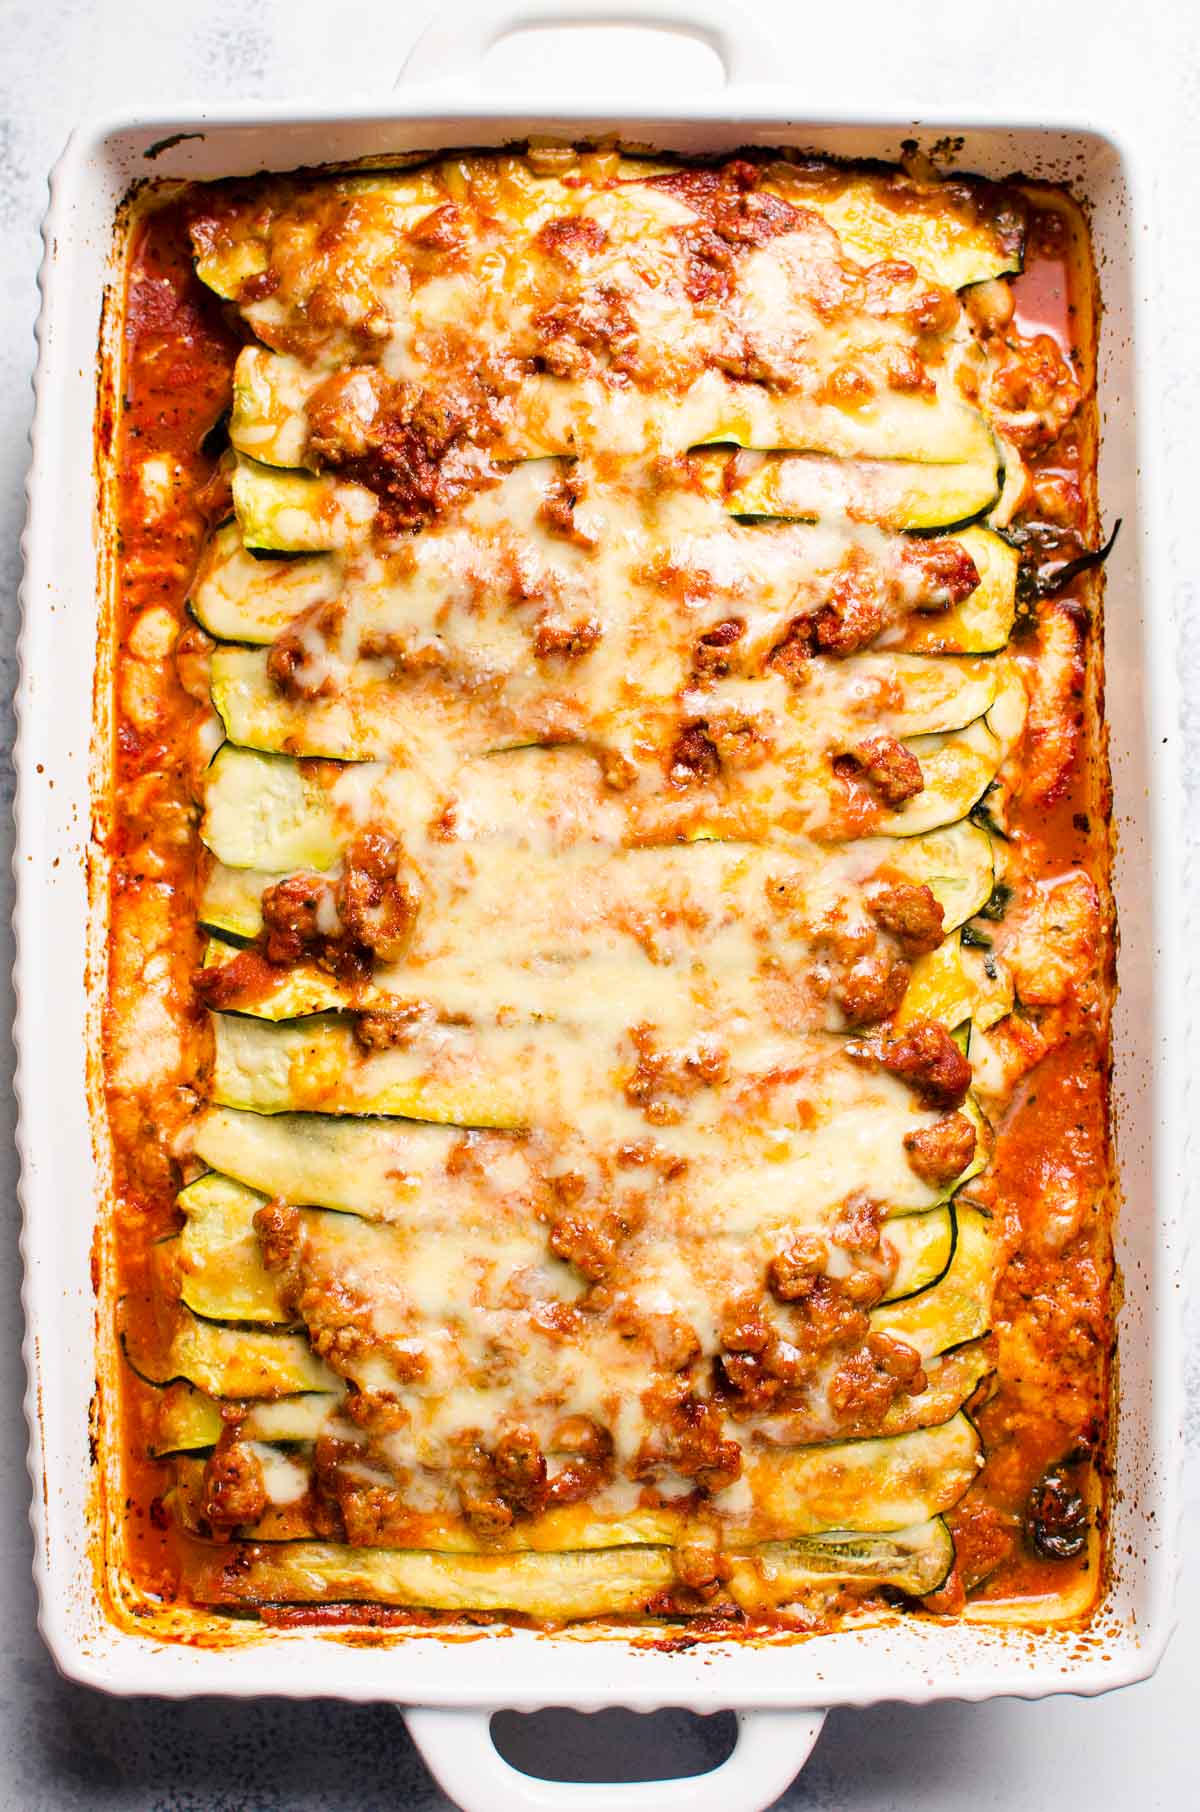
[549,1211,619,1282]
[253,1199,303,1273]
[636,1389,742,1492]
[834,954,910,1028]
[693,617,745,676]
[866,1330,927,1385]
[900,537,981,608]
[810,564,887,657]
[768,565,887,676]
[866,877,945,957]
[266,628,334,700]
[544,1417,614,1507]
[668,722,721,786]
[335,830,419,963]
[767,1233,829,1301]
[851,1017,972,1111]
[532,615,602,659]
[847,735,925,806]
[492,1427,549,1516]
[202,1441,268,1533]
[903,1112,977,1185]
[260,873,329,965]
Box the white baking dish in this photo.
[16,4,1186,1806]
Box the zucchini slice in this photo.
[233,442,1002,557]
[228,445,1005,565]
[899,930,1021,1033]
[201,745,341,872]
[690,390,995,467]
[743,1518,956,1601]
[196,488,1013,664]
[181,1516,955,1612]
[871,1207,998,1358]
[897,527,1017,655]
[175,1414,976,1548]
[233,455,376,553]
[231,337,997,475]
[230,348,314,470]
[150,1381,344,1456]
[200,937,347,1021]
[192,169,446,300]
[880,1205,955,1303]
[959,939,1014,1029]
[199,861,282,939]
[897,932,972,1030]
[198,818,996,947]
[120,1299,338,1398]
[176,1172,287,1323]
[210,641,1003,765]
[877,818,994,929]
[704,446,1002,532]
[790,174,1023,289]
[852,714,1001,841]
[210,647,379,763]
[200,900,980,1031]
[745,1411,980,1535]
[861,668,1026,840]
[207,1007,981,1179]
[210,1009,531,1130]
[844,654,1000,739]
[205,1021,985,1220]
[195,160,1020,308]
[882,819,994,929]
[164,1167,957,1335]
[170,1419,968,1557]
[152,1334,991,1473]
[759,1337,993,1451]
[192,1105,471,1219]
[202,741,631,872]
[189,521,338,643]
[201,710,1015,888]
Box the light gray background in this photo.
[2,1,1197,1805]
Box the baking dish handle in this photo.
[403,1706,826,1811]
[397,1,777,92]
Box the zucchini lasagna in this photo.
[102,147,1114,1633]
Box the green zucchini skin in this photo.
[199,706,1017,871]
[169,1168,961,1328]
[228,339,997,478]
[180,1516,956,1610]
[711,448,1003,533]
[149,1380,343,1456]
[200,745,341,872]
[207,644,1001,764]
[189,514,1014,657]
[197,817,996,946]
[229,444,1004,554]
[188,520,337,642]
[118,1298,339,1397]
[172,1412,978,1542]
[192,1088,986,1221]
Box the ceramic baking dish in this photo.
[16,4,1185,1805]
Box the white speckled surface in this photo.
[3,1,1197,1805]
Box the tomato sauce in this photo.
[105,196,241,1602]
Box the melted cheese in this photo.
[205,158,999,465]
[200,831,988,1036]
